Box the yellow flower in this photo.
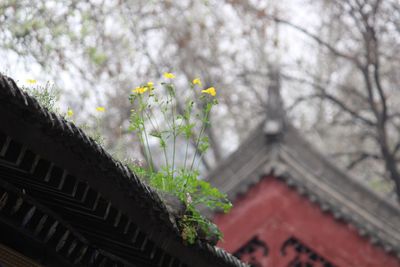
[192,78,202,87]
[201,87,216,96]
[67,108,74,117]
[26,79,37,84]
[96,106,105,112]
[163,72,175,79]
[132,86,148,94]
[146,82,155,91]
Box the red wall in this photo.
[214,176,400,267]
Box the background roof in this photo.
[206,72,400,258]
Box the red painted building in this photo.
[206,71,400,267]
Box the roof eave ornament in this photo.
[263,65,286,137]
[263,119,283,136]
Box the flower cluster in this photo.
[132,82,154,94]
[131,74,217,98]
[128,72,229,244]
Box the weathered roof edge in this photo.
[0,73,248,267]
[0,178,133,267]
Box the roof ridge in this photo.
[284,124,400,214]
[0,73,176,230]
[264,66,286,136]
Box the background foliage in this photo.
[1,0,400,201]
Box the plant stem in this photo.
[190,108,210,170]
[139,96,154,172]
[159,101,174,177]
[171,99,177,177]
[145,109,170,172]
[183,135,190,169]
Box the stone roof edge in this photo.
[0,178,133,266]
[284,124,400,216]
[0,73,247,267]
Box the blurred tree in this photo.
[1,0,399,200]
[1,0,276,171]
[216,0,400,200]
[292,0,400,199]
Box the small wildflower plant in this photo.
[22,75,231,244]
[129,74,232,244]
[23,80,60,114]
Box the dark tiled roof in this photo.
[0,74,248,267]
[0,178,132,266]
[206,119,400,258]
